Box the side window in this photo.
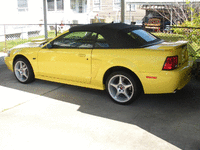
[52,31,97,48]
[94,34,109,48]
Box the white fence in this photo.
[0,24,44,42]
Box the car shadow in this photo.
[0,64,200,150]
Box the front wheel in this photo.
[106,71,141,105]
[14,58,35,84]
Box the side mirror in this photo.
[46,43,53,49]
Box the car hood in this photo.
[11,38,52,49]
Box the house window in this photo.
[71,0,87,13]
[78,0,83,13]
[47,0,54,11]
[113,0,120,11]
[17,0,28,12]
[127,3,136,11]
[57,0,64,11]
[93,0,101,11]
[71,0,76,10]
[47,0,64,11]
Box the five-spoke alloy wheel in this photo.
[106,71,140,104]
[14,58,35,84]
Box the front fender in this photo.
[11,48,40,74]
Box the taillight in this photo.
[162,56,178,70]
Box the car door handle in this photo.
[78,54,86,57]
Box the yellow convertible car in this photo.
[5,23,193,104]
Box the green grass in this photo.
[0,31,56,52]
[0,36,43,51]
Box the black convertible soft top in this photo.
[69,23,143,48]
[69,23,141,33]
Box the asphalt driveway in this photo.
[0,52,200,150]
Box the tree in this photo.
[173,1,200,44]
[173,9,200,57]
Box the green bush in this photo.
[172,11,200,57]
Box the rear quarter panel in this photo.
[91,48,172,89]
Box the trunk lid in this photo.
[146,41,188,68]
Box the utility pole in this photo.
[170,8,173,26]
[121,0,125,23]
[191,0,193,21]
[43,0,48,39]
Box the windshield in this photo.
[128,29,160,47]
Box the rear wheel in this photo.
[14,58,35,84]
[106,71,140,104]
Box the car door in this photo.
[38,31,96,84]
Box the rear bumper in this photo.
[141,60,193,94]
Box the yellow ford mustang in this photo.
[5,23,193,104]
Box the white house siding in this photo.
[0,0,147,42]
[0,0,43,24]
[0,0,92,24]
[1,0,199,25]
[0,0,92,42]
[0,0,44,42]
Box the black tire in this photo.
[13,58,35,84]
[106,71,141,105]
